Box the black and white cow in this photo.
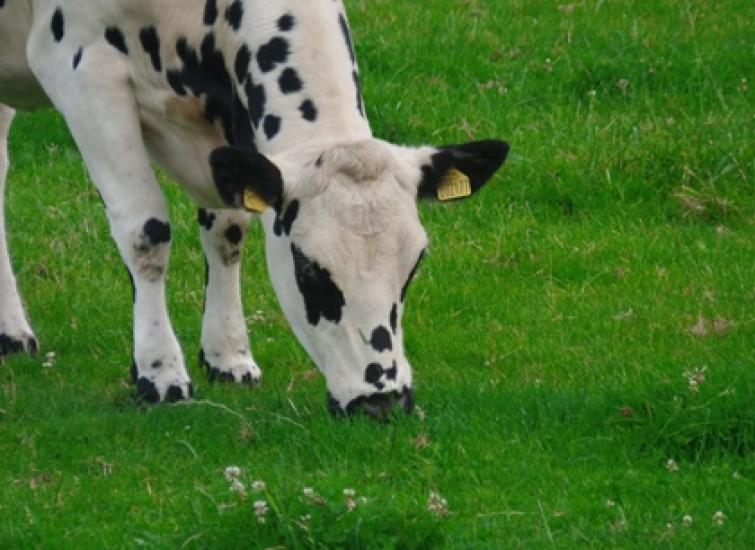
[0,0,509,417]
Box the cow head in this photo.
[210,138,508,418]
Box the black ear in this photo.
[417,140,510,201]
[209,146,283,211]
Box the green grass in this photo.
[1,0,753,547]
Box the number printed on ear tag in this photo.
[243,188,267,213]
[437,169,472,201]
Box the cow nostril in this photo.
[328,387,414,420]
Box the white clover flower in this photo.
[303,487,315,498]
[683,367,707,392]
[42,351,56,368]
[712,510,726,525]
[732,471,741,480]
[250,310,265,322]
[224,466,242,481]
[343,488,358,511]
[251,480,266,492]
[605,499,616,508]
[254,500,269,523]
[666,459,679,472]
[682,514,693,526]
[427,491,449,517]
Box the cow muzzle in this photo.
[328,387,414,420]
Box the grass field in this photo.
[1,0,753,547]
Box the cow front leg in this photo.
[26,36,191,401]
[123,213,192,402]
[0,104,38,359]
[198,208,261,384]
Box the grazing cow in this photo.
[0,0,509,417]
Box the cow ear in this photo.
[416,140,510,201]
[210,146,283,213]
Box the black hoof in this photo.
[0,333,38,358]
[200,348,259,384]
[132,359,193,404]
[135,377,161,403]
[165,383,193,402]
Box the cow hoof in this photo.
[0,331,38,359]
[131,361,193,403]
[199,348,262,385]
[134,376,193,403]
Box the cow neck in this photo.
[225,0,372,157]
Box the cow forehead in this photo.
[320,140,391,182]
[285,140,415,218]
[291,176,421,242]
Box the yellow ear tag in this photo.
[243,188,268,213]
[437,168,472,201]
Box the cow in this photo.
[0,0,509,418]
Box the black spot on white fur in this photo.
[234,45,251,82]
[224,224,243,245]
[139,26,162,72]
[263,114,281,140]
[203,0,218,25]
[390,303,398,334]
[143,218,171,245]
[274,199,300,237]
[198,208,215,230]
[105,26,128,55]
[279,68,302,94]
[291,244,345,326]
[364,361,398,391]
[225,0,244,31]
[387,361,397,380]
[370,326,393,353]
[257,36,289,73]
[51,8,64,42]
[278,14,295,31]
[73,47,83,69]
[365,363,384,390]
[299,100,318,122]
[244,76,266,127]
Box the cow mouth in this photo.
[327,387,414,420]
